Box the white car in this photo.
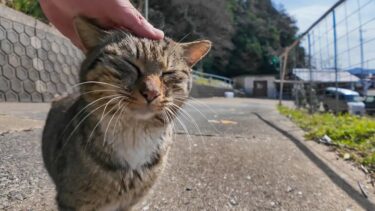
[322,87,365,115]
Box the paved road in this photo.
[0,98,374,210]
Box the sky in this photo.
[272,0,375,70]
[272,0,338,33]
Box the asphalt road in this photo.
[0,98,374,211]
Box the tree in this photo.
[225,0,300,77]
[146,0,235,73]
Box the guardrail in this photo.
[192,71,233,89]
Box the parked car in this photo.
[364,90,375,115]
[322,87,365,115]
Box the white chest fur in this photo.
[100,119,171,170]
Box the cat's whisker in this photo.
[161,111,178,142]
[173,97,221,134]
[72,81,123,89]
[173,98,211,122]
[102,99,124,146]
[165,107,193,153]
[168,104,194,128]
[174,94,215,112]
[168,103,207,150]
[169,101,212,175]
[66,96,122,141]
[174,98,218,125]
[168,103,202,136]
[112,105,127,139]
[75,88,135,101]
[55,96,123,163]
[187,97,217,115]
[75,85,134,99]
[61,94,123,142]
[79,89,119,95]
[163,108,178,136]
[162,109,175,130]
[85,97,124,151]
[186,98,223,135]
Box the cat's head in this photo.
[74,17,211,123]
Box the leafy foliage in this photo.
[5,0,47,22]
[7,0,301,77]
[225,0,299,77]
[278,105,375,172]
[138,0,302,77]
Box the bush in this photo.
[6,0,47,22]
[278,105,375,172]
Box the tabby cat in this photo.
[42,17,211,210]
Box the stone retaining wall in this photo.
[0,5,83,102]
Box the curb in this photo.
[254,112,375,210]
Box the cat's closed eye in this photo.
[162,71,186,83]
[161,71,176,77]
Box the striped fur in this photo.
[42,17,211,210]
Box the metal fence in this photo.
[279,0,375,112]
[192,71,233,89]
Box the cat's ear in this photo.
[181,40,212,67]
[73,16,107,51]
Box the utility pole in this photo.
[359,28,368,95]
[358,0,367,95]
[308,34,313,114]
[333,9,339,112]
[144,0,149,20]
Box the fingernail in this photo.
[153,28,164,39]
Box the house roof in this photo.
[326,87,360,95]
[348,68,375,75]
[293,68,360,83]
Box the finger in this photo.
[110,3,164,40]
[40,0,84,49]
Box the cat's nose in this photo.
[141,89,160,103]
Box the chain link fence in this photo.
[279,0,375,113]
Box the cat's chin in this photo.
[134,112,156,120]
[130,108,158,120]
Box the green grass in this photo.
[278,105,375,173]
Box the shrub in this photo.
[6,0,47,22]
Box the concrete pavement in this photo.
[0,98,374,210]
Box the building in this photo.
[233,74,277,98]
[292,68,360,95]
[293,68,360,85]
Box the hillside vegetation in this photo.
[5,0,302,77]
[143,0,302,77]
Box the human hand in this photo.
[39,0,164,50]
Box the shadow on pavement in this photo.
[254,112,375,211]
